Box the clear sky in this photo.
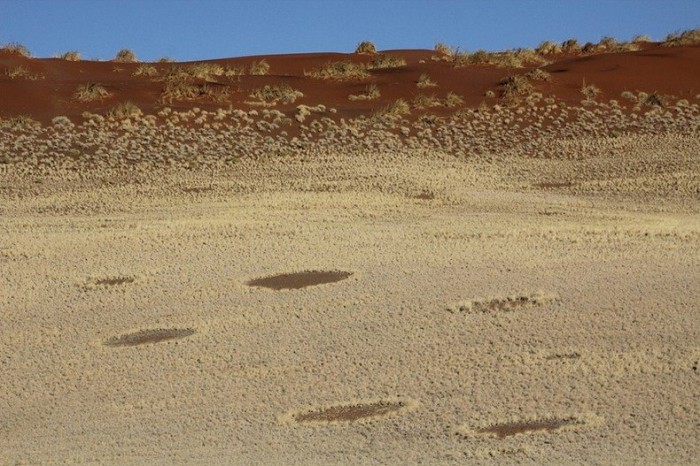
[1,0,698,61]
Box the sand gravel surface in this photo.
[1,142,698,464]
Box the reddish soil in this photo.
[1,43,699,125]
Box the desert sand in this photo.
[1,35,699,464]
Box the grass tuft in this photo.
[1,42,31,57]
[306,61,370,80]
[74,83,112,102]
[355,41,377,54]
[249,59,270,75]
[114,49,138,63]
[61,51,81,61]
[417,73,438,88]
[348,84,380,101]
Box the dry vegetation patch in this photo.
[355,40,377,55]
[4,65,42,80]
[73,83,112,102]
[368,54,407,69]
[114,49,138,63]
[249,84,303,104]
[416,73,438,88]
[60,50,81,61]
[306,61,370,80]
[0,42,31,57]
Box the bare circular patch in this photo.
[246,270,352,290]
[477,418,582,438]
[95,276,135,286]
[460,413,602,439]
[285,399,414,425]
[104,328,195,347]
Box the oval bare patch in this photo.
[477,418,582,438]
[246,270,352,290]
[286,400,413,425]
[104,328,195,347]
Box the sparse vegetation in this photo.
[61,51,81,61]
[375,98,411,118]
[133,64,158,77]
[526,68,551,81]
[369,54,407,69]
[642,92,666,107]
[561,39,581,53]
[500,75,534,99]
[74,83,112,102]
[306,61,370,80]
[536,41,561,55]
[412,94,442,109]
[632,34,652,43]
[114,49,138,63]
[249,84,303,104]
[249,59,270,75]
[663,28,700,46]
[355,41,377,54]
[348,84,380,101]
[417,73,438,88]
[5,66,41,80]
[157,57,174,63]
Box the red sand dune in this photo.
[1,42,699,125]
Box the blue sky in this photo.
[1,0,698,61]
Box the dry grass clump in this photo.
[369,54,407,69]
[1,42,31,57]
[348,84,380,101]
[632,34,652,43]
[444,92,464,107]
[561,39,582,53]
[642,92,666,107]
[581,80,601,101]
[0,115,40,130]
[107,101,142,119]
[74,83,112,102]
[306,61,370,80]
[417,73,438,88]
[500,75,533,99]
[166,63,224,81]
[133,64,159,77]
[249,84,303,104]
[452,48,546,68]
[161,81,229,103]
[526,68,551,81]
[114,49,138,62]
[412,94,442,109]
[60,51,81,61]
[249,59,270,75]
[536,40,561,55]
[355,41,377,54]
[434,42,453,57]
[5,65,41,80]
[157,57,174,63]
[375,98,410,118]
[663,28,700,46]
[224,65,245,77]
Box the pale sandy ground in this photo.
[1,134,699,465]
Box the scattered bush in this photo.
[434,43,453,56]
[114,49,138,62]
[348,83,380,101]
[1,42,31,57]
[621,91,637,102]
[355,41,377,54]
[376,98,410,117]
[306,61,370,80]
[61,51,81,61]
[74,83,112,102]
[157,57,174,63]
[417,73,438,88]
[249,59,270,75]
[663,29,700,47]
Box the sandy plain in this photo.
[1,132,699,464]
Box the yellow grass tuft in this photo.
[73,83,112,102]
[355,41,377,54]
[114,49,138,63]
